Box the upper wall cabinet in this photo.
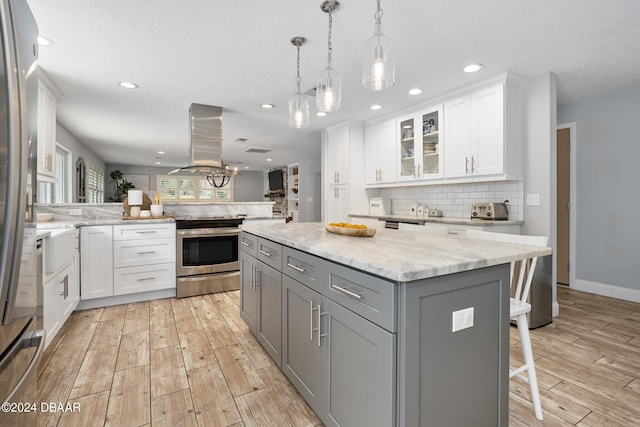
[326,124,351,186]
[37,71,62,182]
[397,104,443,182]
[444,83,522,181]
[364,119,396,185]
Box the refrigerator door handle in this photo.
[1,329,45,403]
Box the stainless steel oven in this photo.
[175,217,243,297]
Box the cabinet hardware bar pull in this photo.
[137,277,156,281]
[136,250,157,254]
[259,250,272,257]
[317,305,323,346]
[331,284,362,300]
[417,164,421,178]
[251,264,255,289]
[309,301,313,340]
[241,241,250,246]
[471,156,475,173]
[287,263,305,273]
[447,230,461,235]
[136,230,156,234]
[465,157,469,174]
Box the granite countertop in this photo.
[240,222,551,282]
[350,213,523,226]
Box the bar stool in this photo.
[465,229,547,420]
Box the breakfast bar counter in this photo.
[239,222,551,427]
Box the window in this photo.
[156,175,233,201]
[37,144,71,203]
[87,167,104,203]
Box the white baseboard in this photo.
[572,279,640,303]
[552,301,560,317]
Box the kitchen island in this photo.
[239,222,551,427]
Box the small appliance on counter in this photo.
[410,202,422,216]
[417,204,426,217]
[471,202,509,220]
[370,198,391,216]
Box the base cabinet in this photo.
[80,225,114,299]
[43,262,75,348]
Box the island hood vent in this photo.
[169,103,238,187]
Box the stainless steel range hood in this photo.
[169,104,238,178]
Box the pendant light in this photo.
[362,0,394,91]
[288,37,309,128]
[316,1,341,112]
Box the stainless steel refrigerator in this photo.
[0,0,43,425]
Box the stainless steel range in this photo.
[175,216,244,297]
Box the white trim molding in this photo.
[573,279,640,304]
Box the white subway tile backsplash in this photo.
[378,180,524,220]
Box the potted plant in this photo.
[108,170,135,202]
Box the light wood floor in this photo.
[37,286,640,426]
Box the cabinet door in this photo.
[322,297,395,427]
[59,263,76,318]
[444,94,473,178]
[365,120,396,185]
[281,276,325,415]
[80,226,114,299]
[325,184,349,223]
[240,253,258,333]
[397,115,417,181]
[326,125,349,185]
[472,84,504,176]
[418,105,443,179]
[257,262,282,367]
[37,80,57,178]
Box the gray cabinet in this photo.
[240,238,282,367]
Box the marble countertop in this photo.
[240,222,551,282]
[36,217,176,229]
[350,213,523,226]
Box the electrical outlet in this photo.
[452,307,474,333]
[69,208,82,216]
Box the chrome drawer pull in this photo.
[136,230,156,234]
[287,263,305,273]
[259,250,272,257]
[136,250,157,254]
[241,241,250,246]
[137,276,156,281]
[331,284,362,301]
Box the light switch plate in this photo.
[452,307,474,333]
[69,208,82,216]
[526,194,541,206]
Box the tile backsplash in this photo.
[376,181,524,220]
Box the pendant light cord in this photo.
[375,0,383,24]
[327,12,333,67]
[296,43,302,93]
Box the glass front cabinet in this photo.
[398,105,443,182]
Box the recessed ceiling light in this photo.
[245,166,250,169]
[155,161,161,165]
[408,88,422,95]
[266,158,273,162]
[463,63,484,73]
[316,111,327,117]
[157,151,164,154]
[370,104,382,110]
[260,103,275,109]
[37,36,53,46]
[119,82,139,89]
[402,125,412,129]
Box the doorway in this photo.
[556,126,573,285]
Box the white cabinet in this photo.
[326,124,350,185]
[365,119,397,185]
[37,72,61,182]
[80,225,114,299]
[323,121,366,222]
[326,185,349,223]
[81,223,176,302]
[398,105,443,182]
[444,83,521,181]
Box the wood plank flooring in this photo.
[38,286,640,426]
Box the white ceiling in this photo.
[27,0,640,171]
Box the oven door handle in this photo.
[177,228,240,237]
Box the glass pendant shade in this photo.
[363,23,394,90]
[316,66,342,112]
[288,92,310,128]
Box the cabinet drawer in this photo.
[257,238,282,271]
[240,232,258,257]
[114,262,176,296]
[325,263,397,332]
[113,223,176,240]
[282,247,327,291]
[114,238,176,268]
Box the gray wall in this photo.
[105,163,266,202]
[56,122,105,202]
[558,86,640,294]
